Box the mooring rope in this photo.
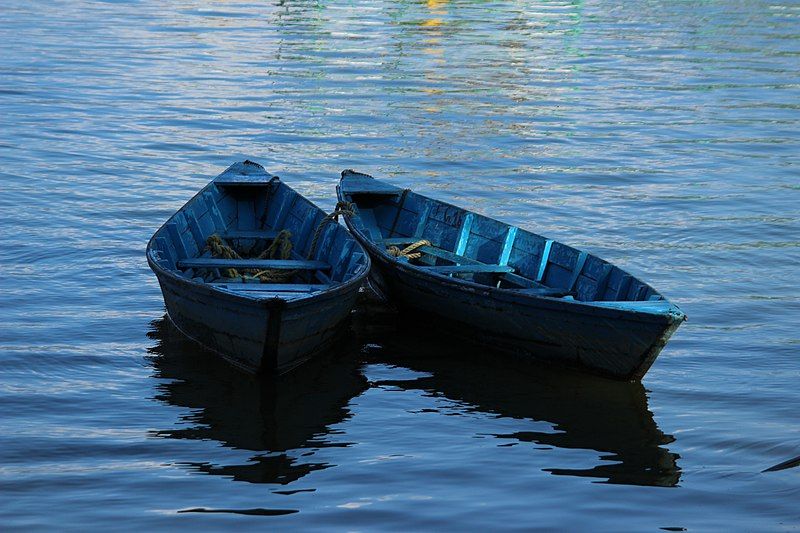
[306,201,355,260]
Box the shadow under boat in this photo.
[146,316,369,485]
[146,308,680,488]
[360,318,682,488]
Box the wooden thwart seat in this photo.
[517,287,572,297]
[214,172,276,188]
[342,175,402,197]
[177,258,330,270]
[347,189,401,197]
[210,283,329,292]
[384,237,424,246]
[422,264,515,274]
[218,229,278,240]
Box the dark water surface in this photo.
[1,0,798,530]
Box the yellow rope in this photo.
[202,202,356,284]
[205,232,294,283]
[387,239,430,261]
[258,229,293,260]
[253,229,294,282]
[205,234,241,278]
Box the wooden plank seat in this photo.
[177,258,331,270]
[218,229,279,240]
[421,264,515,275]
[214,174,276,187]
[342,175,402,197]
[347,189,402,197]
[210,283,329,292]
[384,237,425,246]
[517,287,573,297]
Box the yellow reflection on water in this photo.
[421,0,447,30]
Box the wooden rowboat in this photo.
[337,170,686,381]
[147,161,370,374]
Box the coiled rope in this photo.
[387,239,430,261]
[203,201,355,284]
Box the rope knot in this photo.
[387,239,430,261]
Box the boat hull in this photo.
[153,271,359,374]
[366,252,680,380]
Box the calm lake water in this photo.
[1,0,798,530]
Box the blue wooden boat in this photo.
[337,170,686,380]
[146,161,370,374]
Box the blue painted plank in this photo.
[296,208,319,256]
[517,287,572,297]
[357,209,383,241]
[593,264,614,300]
[567,251,588,291]
[332,240,355,279]
[499,226,517,266]
[536,239,554,282]
[615,274,633,300]
[421,264,514,274]
[166,222,188,259]
[454,213,474,256]
[502,273,547,289]
[418,245,480,265]
[273,190,298,231]
[413,202,431,238]
[214,161,275,186]
[186,212,204,249]
[178,258,330,270]
[238,199,255,230]
[210,283,328,292]
[588,300,677,313]
[383,237,418,246]
[342,175,401,196]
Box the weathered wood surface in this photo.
[209,283,329,292]
[421,264,515,274]
[219,229,279,240]
[177,258,330,271]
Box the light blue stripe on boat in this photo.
[499,226,517,266]
[536,240,553,282]
[455,213,474,257]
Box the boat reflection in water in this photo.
[146,317,368,485]
[368,320,681,487]
[147,313,679,488]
